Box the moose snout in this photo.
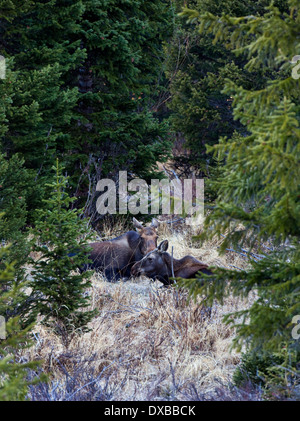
[131,263,142,277]
[148,241,157,251]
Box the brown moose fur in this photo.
[80,218,159,281]
[131,240,212,286]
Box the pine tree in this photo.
[0,153,42,325]
[0,240,41,401]
[0,0,85,175]
[178,0,300,391]
[67,0,174,218]
[0,1,174,224]
[0,0,31,21]
[29,160,97,347]
[164,0,288,178]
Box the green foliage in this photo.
[165,27,241,174]
[178,0,300,386]
[180,0,299,246]
[0,154,39,322]
[0,154,27,238]
[233,350,285,388]
[0,0,32,21]
[29,160,97,346]
[66,0,174,214]
[0,243,41,401]
[233,346,299,399]
[0,152,41,228]
[0,0,84,172]
[164,0,281,177]
[0,0,174,223]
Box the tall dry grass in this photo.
[24,219,261,401]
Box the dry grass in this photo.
[24,219,261,401]
[157,220,252,271]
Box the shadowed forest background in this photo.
[0,0,299,401]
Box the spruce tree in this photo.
[68,0,174,218]
[178,0,300,391]
[165,0,288,178]
[29,160,97,347]
[0,1,174,223]
[0,153,42,325]
[0,240,41,401]
[0,0,85,174]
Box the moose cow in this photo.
[79,218,159,281]
[131,240,212,286]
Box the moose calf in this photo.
[131,240,212,286]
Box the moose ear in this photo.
[158,240,168,253]
[151,218,159,229]
[133,217,143,231]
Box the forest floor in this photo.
[25,219,263,401]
